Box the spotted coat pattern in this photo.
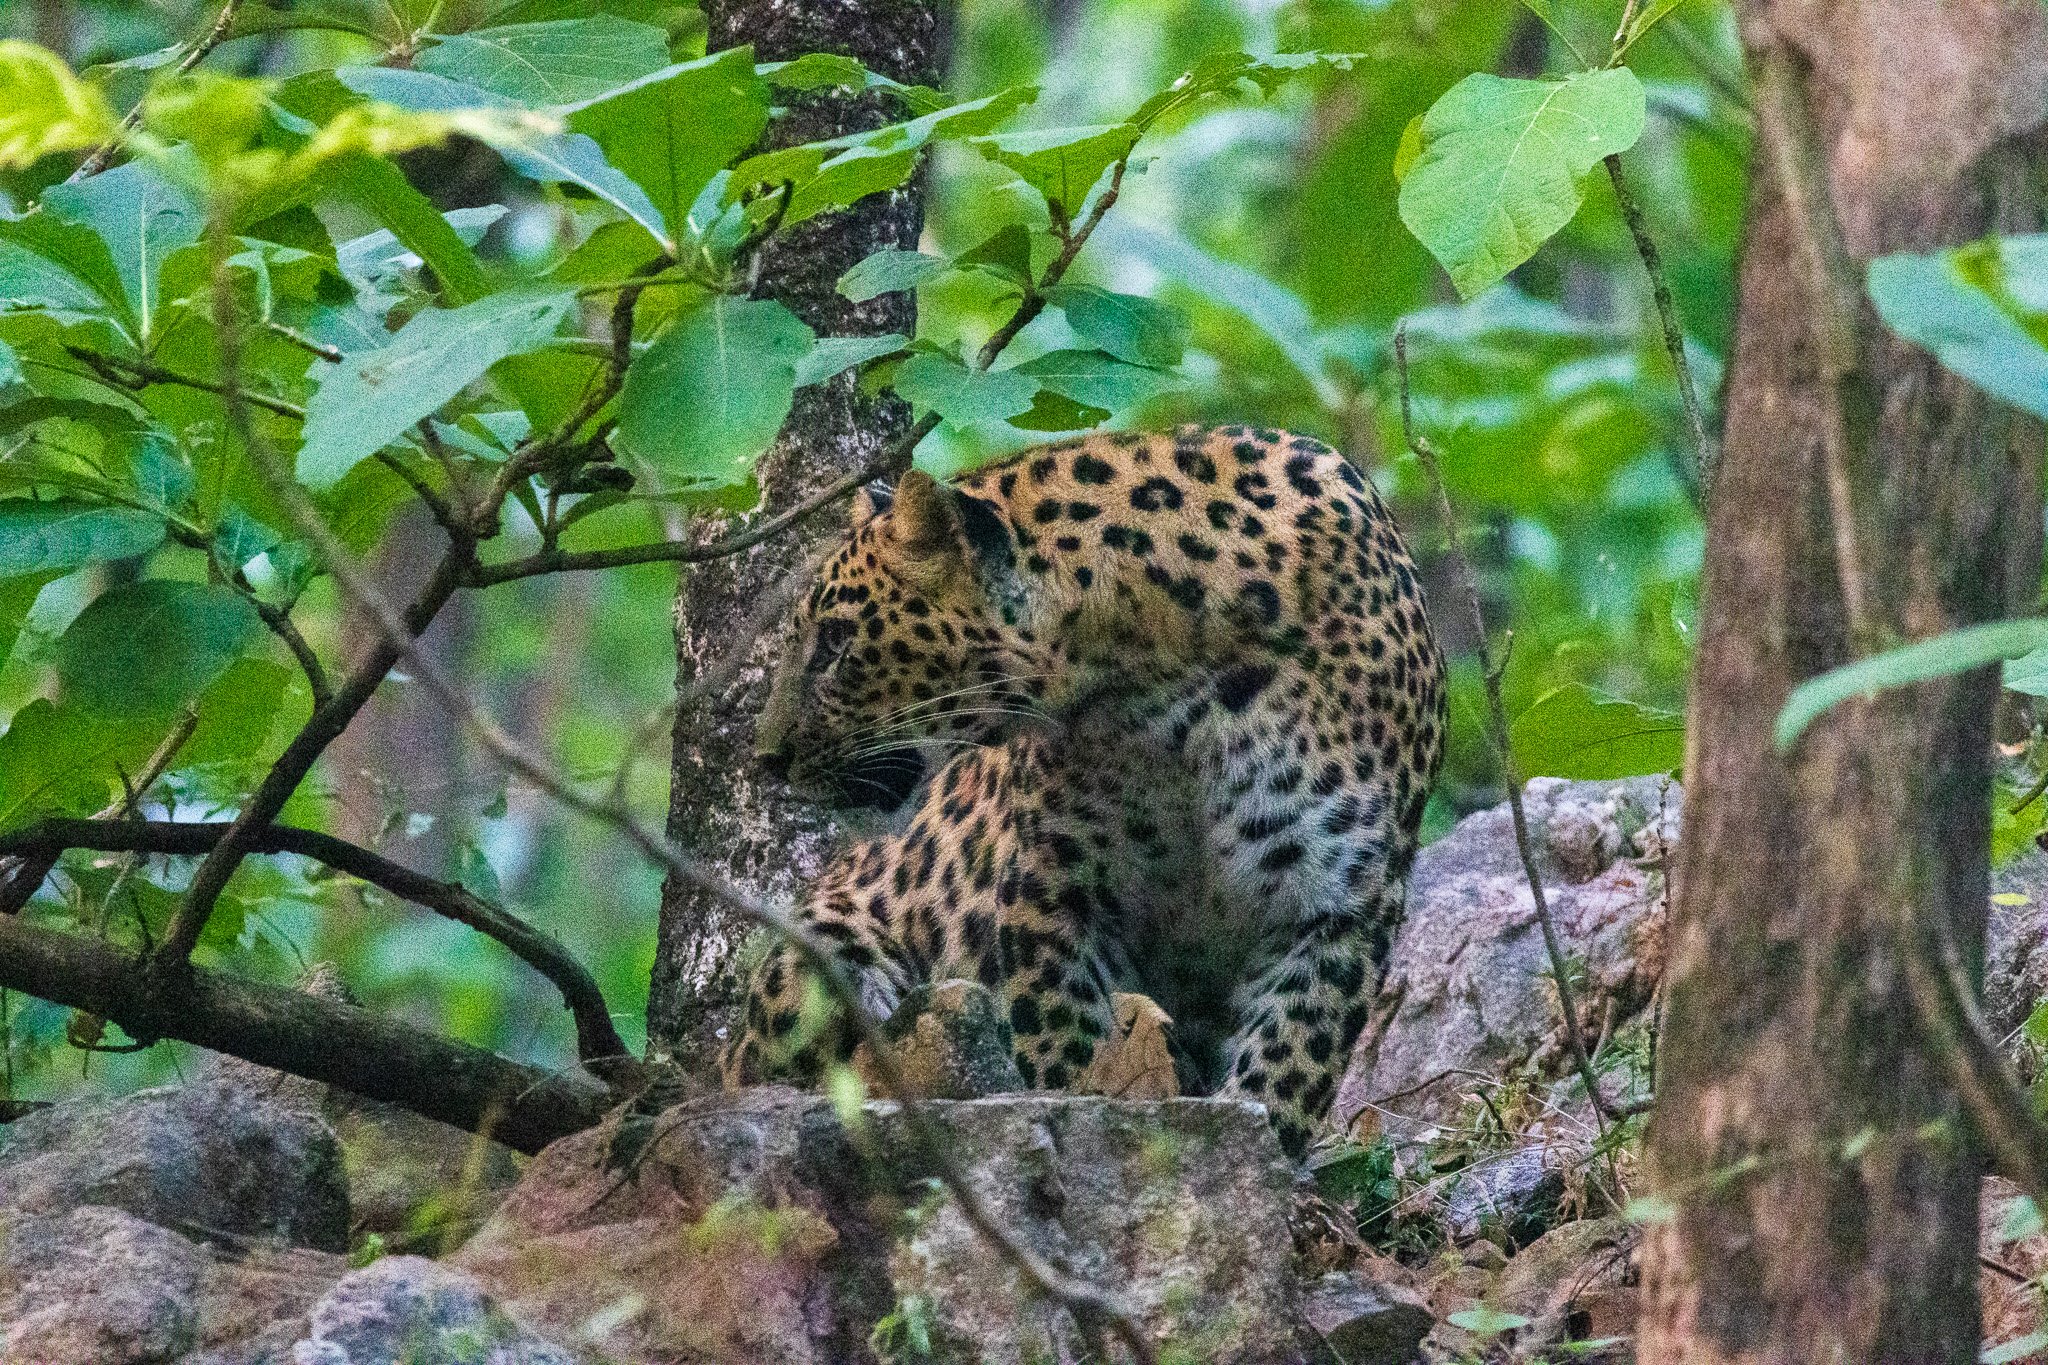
[724,424,1446,1155]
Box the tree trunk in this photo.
[1639,5,2047,1362]
[645,1,940,1068]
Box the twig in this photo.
[0,817,632,1074]
[67,347,305,421]
[378,446,461,537]
[1604,155,1716,492]
[974,159,1127,372]
[1395,326,1618,1140]
[68,0,250,183]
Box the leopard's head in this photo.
[756,470,1049,810]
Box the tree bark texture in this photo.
[647,0,940,1066]
[1640,5,2047,1363]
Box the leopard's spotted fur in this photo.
[724,424,1446,1155]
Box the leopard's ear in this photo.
[851,484,893,530]
[891,469,964,562]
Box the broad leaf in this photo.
[1013,349,1178,413]
[565,49,770,250]
[0,211,132,333]
[298,289,576,488]
[0,41,115,168]
[417,17,670,105]
[1869,236,2048,420]
[0,698,158,830]
[1510,683,1682,779]
[54,579,262,716]
[42,162,204,347]
[1398,69,1646,299]
[1130,51,1366,130]
[0,500,165,574]
[954,224,1034,284]
[2006,644,2048,697]
[0,572,56,665]
[838,249,946,303]
[613,296,815,489]
[892,354,1037,426]
[970,123,1137,212]
[1776,618,2048,751]
[1046,284,1188,367]
[795,332,908,388]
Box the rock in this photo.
[1421,1217,1635,1364]
[290,1257,572,1365]
[0,1206,205,1364]
[322,1096,521,1250]
[1437,1140,1579,1249]
[1336,778,1676,1140]
[454,1086,1319,1364]
[1982,1176,2048,1362]
[0,1082,349,1252]
[852,979,1027,1099]
[1300,1272,1433,1365]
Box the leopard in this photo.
[724,423,1446,1156]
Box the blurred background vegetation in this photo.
[0,0,1741,1100]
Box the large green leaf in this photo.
[613,296,815,490]
[1869,236,2048,420]
[565,49,770,250]
[0,40,115,168]
[1776,618,2048,751]
[0,212,132,335]
[0,698,158,831]
[1398,69,1646,299]
[54,579,263,716]
[838,249,947,303]
[298,289,575,488]
[1510,683,1682,779]
[0,500,165,574]
[1012,349,1178,414]
[892,354,1038,427]
[1046,284,1188,368]
[0,572,56,665]
[42,162,204,347]
[417,16,670,105]
[970,123,1138,212]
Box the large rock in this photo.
[0,1081,349,1252]
[290,1257,571,1365]
[454,1087,1329,1364]
[1336,778,1676,1142]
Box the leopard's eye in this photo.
[809,617,858,671]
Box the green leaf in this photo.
[0,41,116,168]
[1046,284,1188,367]
[0,572,57,665]
[1398,69,1647,299]
[1006,389,1110,432]
[1129,51,1366,130]
[1391,114,1424,183]
[1777,619,2048,752]
[1869,237,2048,421]
[1012,349,1178,413]
[565,49,770,250]
[970,122,1137,212]
[954,224,1034,284]
[794,332,908,388]
[2005,644,2048,696]
[0,698,158,831]
[298,289,576,488]
[1510,683,1683,779]
[54,580,262,716]
[1446,1307,1531,1337]
[891,354,1037,427]
[1985,1333,2048,1365]
[42,162,204,347]
[838,249,947,303]
[0,500,165,573]
[417,16,670,105]
[613,296,815,489]
[1618,0,1693,57]
[0,208,134,333]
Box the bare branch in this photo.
[0,911,607,1153]
[1395,325,1619,1136]
[1603,154,1717,492]
[67,0,251,183]
[1,818,632,1074]
[65,347,305,421]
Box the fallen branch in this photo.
[1395,325,1620,1139]
[0,911,607,1152]
[0,818,631,1074]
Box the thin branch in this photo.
[0,910,606,1152]
[67,0,251,183]
[66,346,306,421]
[1,818,632,1074]
[1395,326,1619,1136]
[1604,154,1716,492]
[380,445,461,537]
[974,159,1127,372]
[208,542,333,709]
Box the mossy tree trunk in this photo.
[645,0,940,1068]
[1639,3,2047,1360]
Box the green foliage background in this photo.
[0,0,1744,1101]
